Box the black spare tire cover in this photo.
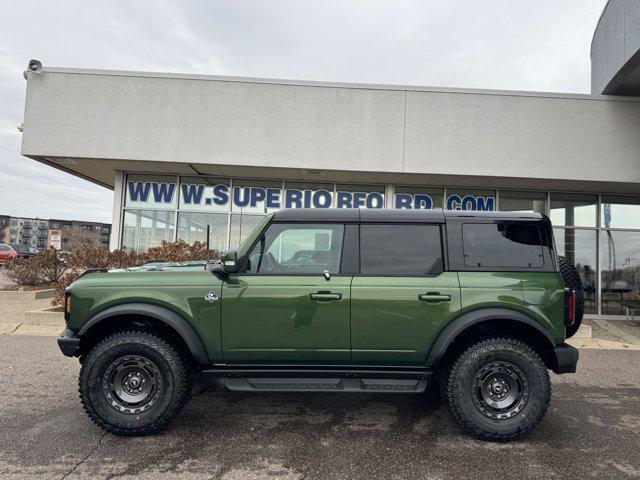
[558,255,585,339]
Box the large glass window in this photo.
[125,174,178,209]
[122,210,175,252]
[462,222,544,268]
[335,184,385,209]
[499,191,546,214]
[550,193,597,227]
[177,212,228,252]
[394,186,444,209]
[601,196,640,229]
[601,230,640,315]
[553,228,597,314]
[360,224,443,276]
[229,214,265,250]
[246,224,344,274]
[446,189,495,211]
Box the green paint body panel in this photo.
[457,272,566,344]
[221,275,351,364]
[351,273,461,366]
[67,265,225,362]
[64,217,567,368]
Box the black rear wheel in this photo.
[558,255,585,338]
[444,337,551,441]
[79,330,193,435]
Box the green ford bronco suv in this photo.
[58,209,581,441]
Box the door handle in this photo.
[418,293,451,302]
[310,292,342,302]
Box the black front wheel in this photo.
[444,337,551,441]
[79,330,193,435]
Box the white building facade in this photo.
[18,2,640,317]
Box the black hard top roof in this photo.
[272,209,543,223]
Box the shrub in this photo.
[65,245,127,270]
[53,272,79,307]
[139,240,217,263]
[3,256,45,286]
[38,248,66,283]
[4,249,66,287]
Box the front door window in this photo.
[246,223,344,275]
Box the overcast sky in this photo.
[0,0,607,224]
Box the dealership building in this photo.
[18,0,640,318]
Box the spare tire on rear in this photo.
[557,255,585,338]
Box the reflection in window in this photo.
[247,224,344,274]
[463,222,543,268]
[550,193,597,227]
[499,191,546,214]
[177,212,228,252]
[600,230,640,315]
[122,210,175,252]
[553,228,597,314]
[229,214,265,250]
[361,224,443,275]
[601,196,640,229]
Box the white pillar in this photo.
[109,171,125,250]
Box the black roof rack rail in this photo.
[76,268,109,280]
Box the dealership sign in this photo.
[126,181,494,211]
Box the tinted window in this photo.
[360,224,443,276]
[462,222,543,268]
[247,223,344,274]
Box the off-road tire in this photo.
[78,330,193,436]
[558,255,585,338]
[437,361,454,404]
[445,337,551,442]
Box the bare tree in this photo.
[63,227,101,252]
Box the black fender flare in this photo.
[78,303,209,365]
[425,308,555,367]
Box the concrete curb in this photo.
[567,337,640,351]
[0,289,55,300]
[593,319,640,345]
[23,308,64,327]
[573,324,592,339]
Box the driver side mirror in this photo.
[206,250,238,278]
[221,250,238,272]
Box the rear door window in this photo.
[462,222,543,268]
[360,224,443,276]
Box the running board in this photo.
[201,368,431,393]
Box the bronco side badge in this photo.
[204,291,218,303]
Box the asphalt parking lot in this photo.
[1,335,639,479]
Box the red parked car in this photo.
[0,244,17,266]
